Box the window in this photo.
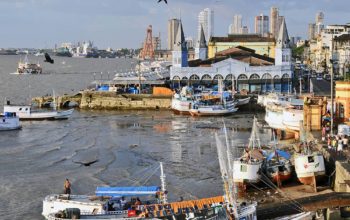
[240,165,247,172]
[308,156,315,163]
[19,108,22,111]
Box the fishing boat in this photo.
[282,103,304,131]
[3,102,74,120]
[189,94,238,117]
[171,87,195,115]
[264,135,292,187]
[236,97,250,106]
[44,163,227,220]
[233,117,264,185]
[294,150,325,188]
[265,104,286,130]
[11,55,42,75]
[0,112,21,131]
[215,123,257,220]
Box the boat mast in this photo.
[223,122,238,217]
[159,162,167,204]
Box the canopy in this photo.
[95,186,160,197]
[267,150,291,161]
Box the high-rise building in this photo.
[316,11,324,24]
[198,8,214,44]
[167,18,180,50]
[270,7,279,38]
[255,14,269,37]
[308,23,316,40]
[232,15,242,34]
[228,24,234,34]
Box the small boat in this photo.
[294,150,325,187]
[0,112,21,131]
[171,87,194,115]
[189,95,238,117]
[233,117,264,185]
[11,55,42,75]
[265,135,292,186]
[3,102,74,120]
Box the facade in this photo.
[336,81,350,122]
[185,37,194,49]
[172,21,188,68]
[167,19,180,50]
[334,34,350,75]
[198,8,214,44]
[241,26,249,34]
[308,23,316,40]
[255,14,269,37]
[170,20,292,93]
[208,34,276,59]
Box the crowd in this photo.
[321,125,349,155]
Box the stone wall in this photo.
[79,91,172,110]
[334,161,350,193]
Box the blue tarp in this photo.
[98,85,109,91]
[96,186,160,197]
[267,150,291,161]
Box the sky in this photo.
[0,0,349,49]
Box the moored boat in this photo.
[0,112,21,131]
[4,103,74,120]
[294,152,325,186]
[11,55,42,75]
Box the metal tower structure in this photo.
[140,25,154,60]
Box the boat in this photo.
[44,163,228,220]
[282,103,304,131]
[264,135,292,187]
[265,104,286,130]
[232,117,264,185]
[171,87,195,115]
[3,101,74,120]
[12,55,42,75]
[294,150,325,187]
[215,123,258,220]
[0,112,21,131]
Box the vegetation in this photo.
[292,45,305,59]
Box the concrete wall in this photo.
[334,161,350,193]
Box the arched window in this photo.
[262,73,272,79]
[273,75,280,79]
[201,74,212,80]
[213,74,224,80]
[182,76,188,80]
[173,76,180,80]
[237,74,248,80]
[282,73,290,79]
[225,74,235,80]
[249,74,260,80]
[189,74,200,80]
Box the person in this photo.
[135,197,142,206]
[343,136,348,150]
[327,136,332,150]
[64,179,71,195]
[338,137,343,155]
[120,196,127,209]
[322,126,326,142]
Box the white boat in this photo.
[282,107,304,131]
[233,118,263,184]
[294,151,325,186]
[3,104,74,120]
[11,55,42,75]
[215,124,257,220]
[171,87,194,115]
[0,112,21,131]
[189,104,238,117]
[265,104,286,130]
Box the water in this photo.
[0,55,270,220]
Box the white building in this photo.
[195,25,207,60]
[198,8,214,44]
[171,19,292,93]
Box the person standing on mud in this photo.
[64,179,71,195]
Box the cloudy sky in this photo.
[0,0,348,49]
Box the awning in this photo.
[95,186,160,197]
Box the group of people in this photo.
[322,125,349,154]
[104,197,143,212]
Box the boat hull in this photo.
[171,98,193,115]
[237,97,250,106]
[265,106,286,130]
[4,105,74,120]
[282,108,303,131]
[294,154,326,186]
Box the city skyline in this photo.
[0,0,349,48]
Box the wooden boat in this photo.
[294,152,325,187]
[171,94,193,115]
[233,118,264,185]
[11,55,42,75]
[265,135,292,187]
[236,97,250,106]
[0,112,21,131]
[4,103,73,120]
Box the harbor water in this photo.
[0,55,270,220]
